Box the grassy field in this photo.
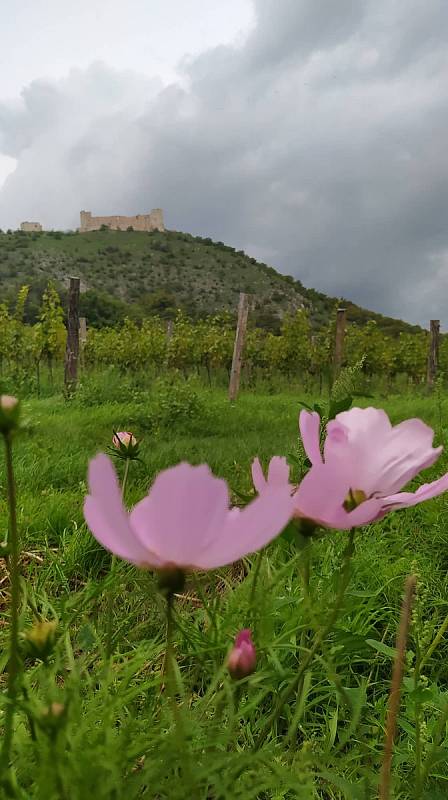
[1,379,448,798]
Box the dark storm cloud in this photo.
[1,0,448,325]
[246,0,366,67]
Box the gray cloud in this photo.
[1,0,448,325]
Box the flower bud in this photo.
[43,701,65,718]
[227,629,256,680]
[0,395,20,434]
[110,430,140,461]
[22,620,57,663]
[39,702,66,738]
[113,431,137,449]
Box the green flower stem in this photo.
[420,609,448,671]
[379,575,417,800]
[21,681,37,743]
[287,542,354,748]
[410,598,448,795]
[231,680,244,744]
[248,550,264,632]
[298,535,312,605]
[164,595,195,786]
[414,641,423,799]
[249,550,263,609]
[294,536,313,730]
[298,536,312,646]
[191,573,218,639]
[197,662,230,720]
[420,701,448,786]
[121,458,131,502]
[165,594,175,688]
[0,432,22,774]
[254,528,356,751]
[105,458,130,660]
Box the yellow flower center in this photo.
[343,488,367,512]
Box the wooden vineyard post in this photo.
[64,277,80,395]
[427,319,440,388]
[79,316,87,370]
[333,307,346,380]
[229,292,250,402]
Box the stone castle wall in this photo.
[80,209,164,233]
[20,221,42,232]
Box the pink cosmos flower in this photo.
[251,408,448,530]
[294,407,448,529]
[227,629,256,680]
[113,431,137,449]
[84,455,295,570]
[251,456,291,494]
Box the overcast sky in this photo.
[1,0,448,326]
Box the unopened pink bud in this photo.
[0,394,20,434]
[1,395,18,412]
[227,629,256,680]
[112,431,137,449]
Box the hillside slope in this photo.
[0,228,421,333]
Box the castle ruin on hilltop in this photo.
[79,209,164,233]
[20,221,42,232]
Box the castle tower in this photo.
[80,211,92,232]
[150,208,165,231]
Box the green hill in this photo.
[0,227,421,334]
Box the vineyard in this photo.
[0,280,444,399]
